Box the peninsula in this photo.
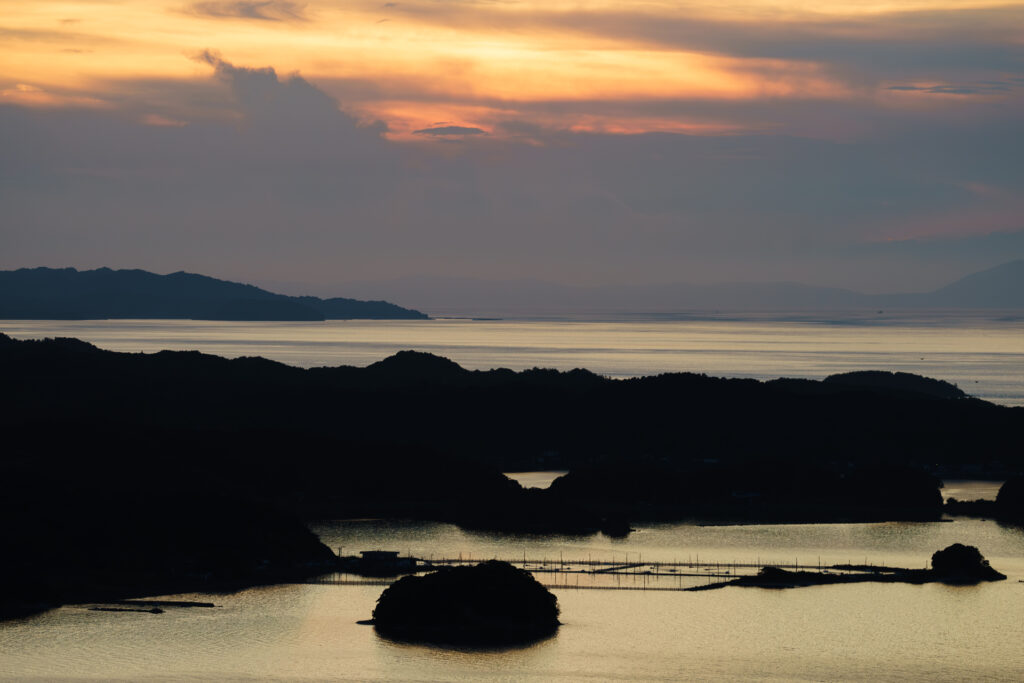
[0,267,427,320]
[692,544,1006,591]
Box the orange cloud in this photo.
[0,83,108,108]
[1,0,1021,138]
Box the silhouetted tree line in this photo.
[1,336,1019,474]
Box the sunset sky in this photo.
[2,0,1023,293]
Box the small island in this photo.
[368,560,560,646]
[691,543,1006,591]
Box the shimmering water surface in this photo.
[942,480,1004,502]
[3,315,1024,405]
[504,471,570,489]
[3,514,1024,681]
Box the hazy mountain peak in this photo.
[929,259,1024,308]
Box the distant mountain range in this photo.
[2,261,1021,320]
[332,260,1024,316]
[0,267,427,321]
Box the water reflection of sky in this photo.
[7,576,1021,681]
[503,471,569,489]
[5,516,1023,680]
[940,480,1002,502]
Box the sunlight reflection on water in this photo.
[3,316,1023,405]
[3,517,1024,681]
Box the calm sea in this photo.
[3,315,1024,405]
[3,512,1023,681]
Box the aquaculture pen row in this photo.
[421,555,885,575]
[307,575,725,591]
[310,551,899,592]
[333,547,887,575]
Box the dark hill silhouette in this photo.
[995,477,1024,524]
[0,267,427,320]
[821,371,966,400]
[0,464,340,619]
[544,461,945,524]
[2,333,1022,618]
[1,332,1018,477]
[366,350,469,382]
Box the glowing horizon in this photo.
[4,0,1021,138]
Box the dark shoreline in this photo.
[1,560,340,623]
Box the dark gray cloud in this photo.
[188,1,307,21]
[413,125,487,136]
[389,3,1024,85]
[193,50,388,142]
[2,55,1022,293]
[887,81,1017,95]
